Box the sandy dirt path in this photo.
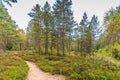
[25,61,65,80]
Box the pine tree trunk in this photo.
[50,32,53,55]
[45,30,48,55]
[62,36,65,56]
[62,31,65,56]
[110,37,113,57]
[56,32,59,56]
[68,36,71,56]
[80,39,83,56]
[77,39,80,52]
[38,39,41,55]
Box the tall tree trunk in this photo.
[45,30,48,55]
[80,39,83,56]
[50,32,53,55]
[20,43,22,50]
[68,36,71,56]
[110,37,113,57]
[38,38,41,55]
[50,46,52,55]
[56,31,59,56]
[62,31,65,56]
[77,39,80,52]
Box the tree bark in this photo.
[56,31,59,56]
[45,30,48,55]
[62,31,65,56]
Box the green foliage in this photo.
[6,43,13,50]
[0,2,24,51]
[99,42,120,60]
[112,48,120,59]
[112,42,120,59]
[0,53,28,80]
[98,5,120,50]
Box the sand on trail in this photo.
[25,61,65,80]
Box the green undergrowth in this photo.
[96,42,120,66]
[98,42,120,59]
[18,51,120,80]
[0,53,28,80]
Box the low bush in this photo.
[0,53,28,80]
[112,48,120,59]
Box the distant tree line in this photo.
[26,0,100,56]
[1,0,119,57]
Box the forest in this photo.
[0,0,120,80]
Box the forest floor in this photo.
[25,61,65,80]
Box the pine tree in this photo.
[28,4,43,54]
[53,0,74,56]
[79,12,89,55]
[1,0,17,6]
[90,15,99,52]
[50,15,56,55]
[79,12,99,55]
[42,1,52,55]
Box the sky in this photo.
[4,0,120,31]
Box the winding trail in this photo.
[25,61,65,80]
